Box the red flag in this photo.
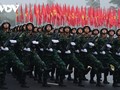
[29,4,33,22]
[41,3,46,23]
[118,8,120,28]
[25,4,29,23]
[34,4,37,16]
[37,4,42,25]
[20,5,24,23]
[16,7,19,23]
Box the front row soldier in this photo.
[0,22,25,89]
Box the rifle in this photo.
[100,38,112,51]
[48,32,59,48]
[66,34,76,50]
[82,36,98,49]
[3,31,22,47]
[25,33,40,48]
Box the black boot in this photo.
[55,69,59,83]
[103,72,110,84]
[103,68,110,84]
[96,72,104,87]
[50,67,55,81]
[78,78,84,87]
[59,75,66,87]
[112,70,120,87]
[67,74,73,81]
[42,72,51,87]
[90,69,96,84]
[82,75,88,81]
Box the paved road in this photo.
[4,73,120,90]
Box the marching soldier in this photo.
[96,28,120,87]
[0,22,25,89]
[77,26,104,87]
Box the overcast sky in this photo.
[0,0,116,8]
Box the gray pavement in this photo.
[4,73,120,90]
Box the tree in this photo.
[86,0,100,8]
[110,0,120,7]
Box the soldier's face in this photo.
[34,28,37,32]
[117,30,120,35]
[3,23,9,29]
[47,25,52,31]
[109,31,114,36]
[72,29,76,34]
[84,27,90,33]
[93,30,99,35]
[60,28,63,33]
[78,29,83,34]
[27,25,33,31]
[102,30,107,34]
[38,28,42,32]
[65,28,70,33]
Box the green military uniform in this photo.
[96,29,120,87]
[76,26,104,87]
[58,27,85,86]
[0,23,25,89]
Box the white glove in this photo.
[81,48,87,53]
[1,46,9,51]
[23,48,31,52]
[65,50,71,54]
[88,42,95,47]
[10,40,17,44]
[75,50,79,53]
[57,50,61,53]
[100,51,106,55]
[116,52,120,56]
[70,42,76,46]
[93,51,98,55]
[87,66,92,69]
[52,39,59,44]
[106,44,112,48]
[32,41,39,45]
[40,48,44,51]
[48,48,53,52]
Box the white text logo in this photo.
[0,5,19,13]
